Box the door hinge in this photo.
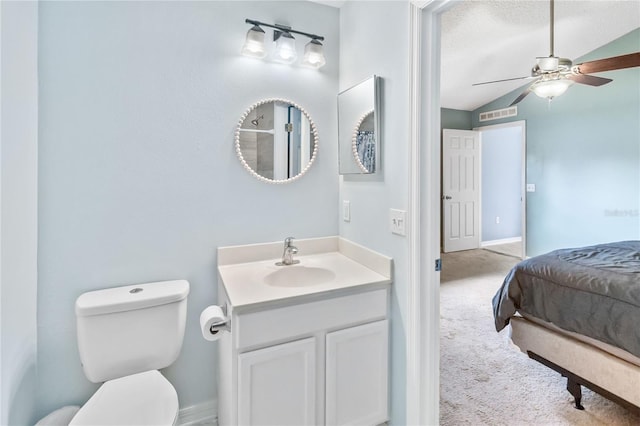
[285,123,293,132]
[435,258,442,272]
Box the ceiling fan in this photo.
[473,0,640,106]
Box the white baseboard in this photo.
[177,400,217,426]
[480,237,522,247]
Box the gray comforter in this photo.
[492,241,640,358]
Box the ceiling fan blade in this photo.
[568,74,612,87]
[574,52,640,75]
[509,87,532,106]
[472,76,534,86]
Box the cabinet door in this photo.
[326,320,389,426]
[238,338,316,426]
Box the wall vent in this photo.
[479,106,517,122]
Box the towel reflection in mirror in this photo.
[355,131,375,174]
[351,110,375,173]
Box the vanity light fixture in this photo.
[274,31,297,64]
[241,24,267,59]
[302,39,326,69]
[242,19,325,69]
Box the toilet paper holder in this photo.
[209,303,231,334]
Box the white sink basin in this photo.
[264,265,336,287]
[217,238,392,309]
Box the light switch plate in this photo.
[390,209,407,236]
[343,201,351,222]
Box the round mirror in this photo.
[235,98,319,183]
[351,110,375,173]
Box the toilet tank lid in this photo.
[76,280,189,317]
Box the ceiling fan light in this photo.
[242,25,267,59]
[531,77,574,99]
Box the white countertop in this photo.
[217,237,392,309]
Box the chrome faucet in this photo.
[277,237,300,266]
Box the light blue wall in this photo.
[480,126,522,242]
[1,2,39,425]
[339,2,410,425]
[37,1,339,419]
[441,108,471,130]
[472,29,640,256]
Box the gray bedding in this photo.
[492,241,640,358]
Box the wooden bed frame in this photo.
[509,316,640,414]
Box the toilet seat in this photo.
[69,370,178,426]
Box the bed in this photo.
[492,240,640,413]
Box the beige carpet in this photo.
[440,248,640,425]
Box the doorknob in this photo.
[442,195,452,200]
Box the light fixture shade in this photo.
[242,25,267,59]
[302,39,326,69]
[274,31,297,64]
[531,76,574,99]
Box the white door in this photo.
[238,338,316,426]
[442,129,481,252]
[325,320,389,426]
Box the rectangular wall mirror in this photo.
[338,76,381,174]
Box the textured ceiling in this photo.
[309,0,345,8]
[441,0,640,111]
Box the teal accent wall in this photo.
[441,108,472,130]
[472,29,640,256]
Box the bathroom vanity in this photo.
[216,237,392,426]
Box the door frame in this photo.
[410,2,528,425]
[473,120,527,260]
[407,1,457,425]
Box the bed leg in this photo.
[566,378,585,410]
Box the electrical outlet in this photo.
[390,209,407,236]
[343,201,351,222]
[526,184,536,192]
[496,216,500,224]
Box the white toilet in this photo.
[69,279,189,426]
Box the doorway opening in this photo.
[441,121,526,260]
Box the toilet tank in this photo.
[75,280,189,383]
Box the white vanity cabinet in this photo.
[238,337,317,425]
[218,287,390,426]
[325,320,389,425]
[216,236,393,426]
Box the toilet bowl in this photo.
[68,280,189,425]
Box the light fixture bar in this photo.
[245,19,324,41]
